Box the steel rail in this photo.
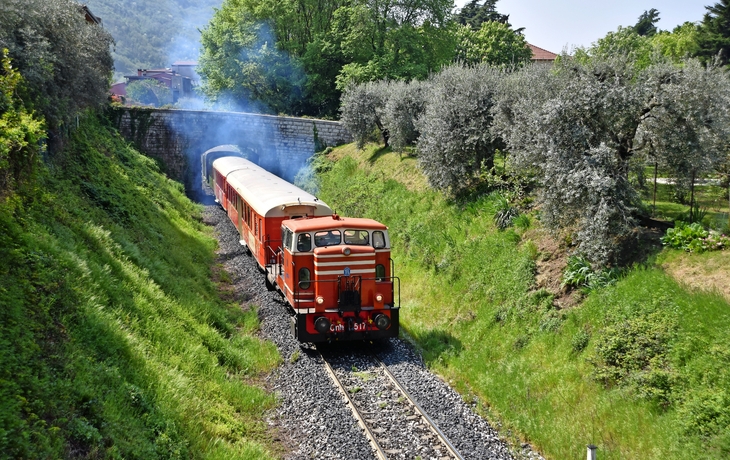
[372,354,466,460]
[320,352,389,460]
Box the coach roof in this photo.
[213,156,332,218]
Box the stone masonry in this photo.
[110,107,352,192]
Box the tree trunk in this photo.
[689,169,696,223]
[652,161,658,218]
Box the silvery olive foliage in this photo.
[381,79,428,151]
[340,79,429,151]
[638,59,730,196]
[339,81,388,148]
[0,0,114,129]
[493,56,730,265]
[416,63,504,195]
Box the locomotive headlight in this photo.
[375,293,383,303]
[316,296,325,305]
[373,314,391,331]
[342,247,351,256]
[314,316,331,334]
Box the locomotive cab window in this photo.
[282,228,293,251]
[314,230,341,247]
[344,230,369,245]
[373,231,386,249]
[296,233,311,252]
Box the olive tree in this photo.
[494,56,730,265]
[0,0,114,129]
[339,81,389,148]
[640,59,730,217]
[416,63,504,195]
[381,79,428,151]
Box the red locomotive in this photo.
[203,149,400,342]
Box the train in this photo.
[202,146,400,343]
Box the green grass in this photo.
[316,144,730,459]
[0,113,280,459]
[642,182,729,228]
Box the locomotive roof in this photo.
[283,215,388,232]
[213,156,332,218]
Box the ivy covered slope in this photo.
[0,114,280,459]
[312,144,730,460]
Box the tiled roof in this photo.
[528,44,558,61]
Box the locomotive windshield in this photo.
[314,230,341,247]
[290,229,387,251]
[343,230,369,245]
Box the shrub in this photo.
[661,221,730,253]
[571,329,591,354]
[493,194,519,230]
[592,310,678,405]
[126,79,173,107]
[561,255,622,292]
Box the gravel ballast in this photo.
[204,203,543,460]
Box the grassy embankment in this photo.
[313,143,730,460]
[0,114,280,459]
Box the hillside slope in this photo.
[312,143,730,460]
[0,113,279,459]
[83,0,221,76]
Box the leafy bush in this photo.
[571,329,591,354]
[592,310,678,405]
[381,79,428,151]
[0,50,45,196]
[561,255,622,292]
[493,193,519,229]
[661,221,730,252]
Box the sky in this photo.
[453,0,711,54]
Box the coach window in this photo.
[373,231,386,249]
[314,230,341,247]
[297,233,311,252]
[344,229,369,245]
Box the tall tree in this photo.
[633,8,660,37]
[198,2,308,114]
[333,0,455,90]
[455,0,510,29]
[696,0,730,64]
[453,21,532,67]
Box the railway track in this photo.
[320,347,465,460]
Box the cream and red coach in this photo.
[273,215,400,342]
[208,154,400,342]
[210,156,332,270]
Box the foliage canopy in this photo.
[0,0,113,129]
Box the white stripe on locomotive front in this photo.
[315,268,376,276]
[314,260,374,267]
